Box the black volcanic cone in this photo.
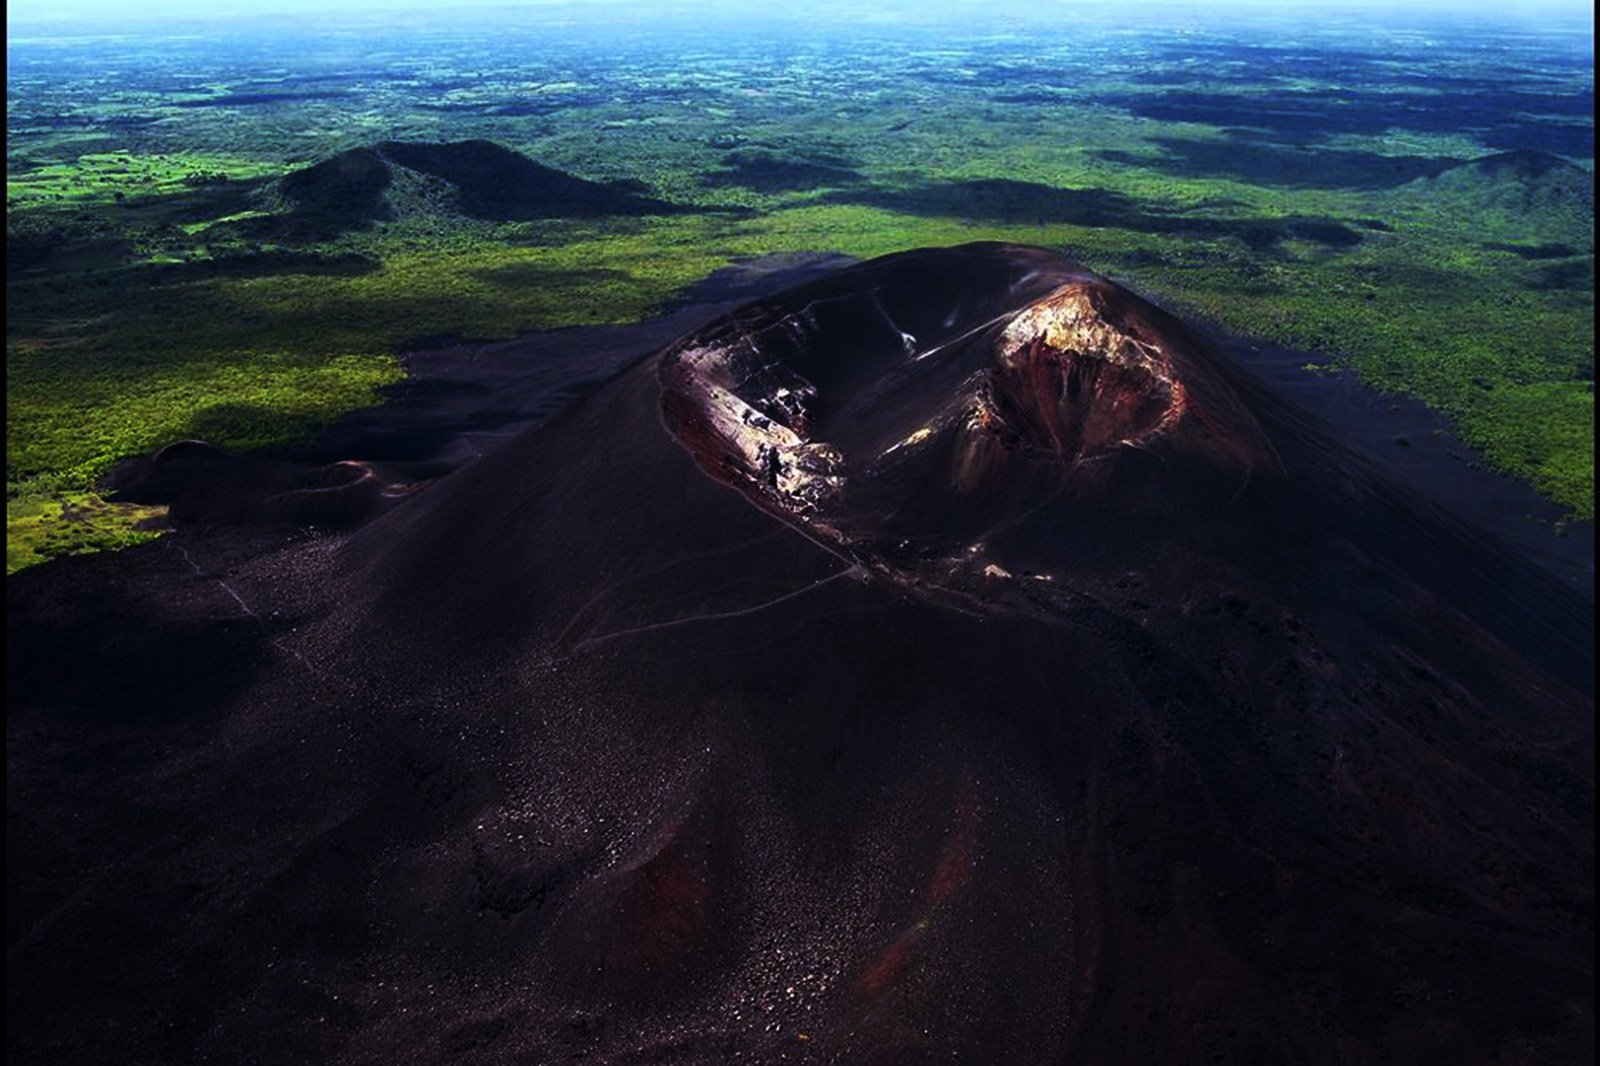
[7,244,1593,1065]
[253,140,684,240]
[375,139,683,220]
[278,146,395,220]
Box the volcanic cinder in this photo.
[7,244,1594,1065]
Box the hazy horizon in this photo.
[8,0,1596,36]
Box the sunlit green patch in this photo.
[8,345,401,493]
[180,210,275,234]
[1471,381,1594,521]
[5,152,284,210]
[6,489,168,574]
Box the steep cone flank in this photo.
[8,243,1594,1066]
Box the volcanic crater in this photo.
[6,243,1593,1066]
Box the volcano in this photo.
[7,244,1593,1065]
[236,140,685,241]
[1388,150,1594,238]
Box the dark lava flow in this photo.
[7,244,1594,1065]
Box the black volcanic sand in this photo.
[7,244,1594,1065]
[1209,334,1593,596]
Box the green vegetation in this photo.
[6,491,167,574]
[6,151,281,209]
[6,14,1593,569]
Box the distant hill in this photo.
[278,146,395,223]
[1385,150,1594,238]
[372,139,679,220]
[248,139,684,239]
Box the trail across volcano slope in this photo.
[8,243,1593,1066]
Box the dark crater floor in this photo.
[7,244,1593,1066]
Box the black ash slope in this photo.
[7,244,1593,1066]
